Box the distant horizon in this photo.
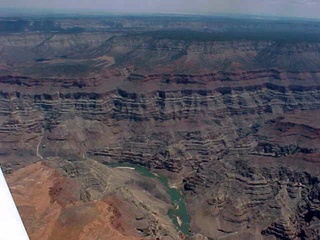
[1,6,320,22]
[1,0,320,19]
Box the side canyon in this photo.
[1,15,320,240]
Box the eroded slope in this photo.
[1,16,320,240]
[7,160,184,240]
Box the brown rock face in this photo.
[1,15,320,240]
[6,162,147,240]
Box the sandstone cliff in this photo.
[1,15,320,240]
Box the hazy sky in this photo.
[2,0,320,19]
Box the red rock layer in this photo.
[6,162,145,240]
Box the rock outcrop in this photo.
[1,15,320,240]
[7,160,184,240]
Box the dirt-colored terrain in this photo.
[1,15,320,239]
[7,162,144,240]
[7,160,182,240]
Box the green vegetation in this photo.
[0,19,84,33]
[2,15,320,43]
[23,62,92,78]
[136,28,320,43]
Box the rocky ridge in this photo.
[1,15,320,240]
[1,68,319,239]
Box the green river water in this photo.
[106,163,191,236]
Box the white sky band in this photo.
[1,0,320,19]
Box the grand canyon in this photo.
[1,14,320,240]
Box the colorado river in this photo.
[106,163,191,236]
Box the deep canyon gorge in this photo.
[1,15,320,239]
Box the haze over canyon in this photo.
[0,13,320,240]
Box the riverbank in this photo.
[106,162,191,236]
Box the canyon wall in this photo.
[1,16,320,239]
